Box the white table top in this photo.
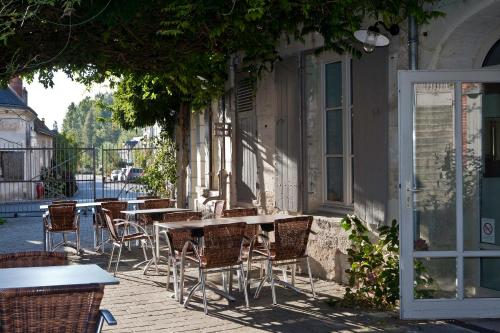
[121,208,190,215]
[155,214,298,230]
[40,199,177,210]
[0,264,119,290]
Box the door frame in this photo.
[399,69,500,319]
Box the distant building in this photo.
[0,77,54,200]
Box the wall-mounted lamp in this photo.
[354,21,400,53]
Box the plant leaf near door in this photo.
[333,215,433,310]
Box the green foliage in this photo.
[337,214,433,310]
[0,1,443,131]
[137,134,177,197]
[62,93,125,147]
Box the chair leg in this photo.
[93,227,98,249]
[254,270,267,299]
[291,264,296,286]
[172,257,180,300]
[107,244,116,272]
[269,261,277,305]
[240,263,250,308]
[114,244,123,276]
[166,255,171,291]
[306,257,316,298]
[200,269,208,315]
[76,231,80,253]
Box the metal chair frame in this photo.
[179,223,249,314]
[93,201,128,252]
[158,211,202,299]
[252,216,316,305]
[43,203,81,253]
[102,209,158,276]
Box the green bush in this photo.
[336,214,433,310]
[138,135,177,197]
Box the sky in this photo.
[25,71,113,130]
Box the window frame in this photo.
[321,53,353,208]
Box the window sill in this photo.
[318,202,354,216]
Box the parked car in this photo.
[125,167,144,181]
[110,169,121,181]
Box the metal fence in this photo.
[100,144,155,200]
[0,143,156,217]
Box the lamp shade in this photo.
[354,29,390,47]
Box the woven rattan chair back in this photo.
[273,216,313,261]
[52,200,77,205]
[0,284,104,333]
[163,212,202,253]
[213,200,226,218]
[162,211,202,222]
[48,203,77,232]
[202,222,246,269]
[102,209,120,242]
[101,201,127,221]
[94,197,118,202]
[222,208,259,239]
[139,199,171,225]
[0,251,67,268]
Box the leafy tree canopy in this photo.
[0,0,442,131]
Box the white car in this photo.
[110,170,121,181]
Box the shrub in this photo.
[337,214,433,310]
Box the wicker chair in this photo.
[52,200,77,205]
[253,216,316,305]
[94,201,128,251]
[0,251,67,268]
[138,199,171,227]
[180,222,249,314]
[221,208,260,288]
[0,284,116,333]
[202,199,225,219]
[222,208,259,240]
[159,211,202,296]
[103,209,157,276]
[94,197,118,202]
[43,203,80,253]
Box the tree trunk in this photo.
[175,102,190,208]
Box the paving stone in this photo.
[0,217,480,332]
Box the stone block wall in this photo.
[306,216,351,284]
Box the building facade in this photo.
[0,78,54,201]
[186,0,500,319]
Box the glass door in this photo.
[399,70,500,319]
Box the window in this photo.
[0,151,24,180]
[323,56,353,206]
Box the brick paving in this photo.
[0,216,478,332]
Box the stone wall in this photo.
[306,216,351,284]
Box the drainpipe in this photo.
[408,15,418,70]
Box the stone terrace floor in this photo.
[0,215,485,332]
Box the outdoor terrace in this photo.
[0,213,476,332]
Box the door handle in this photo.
[407,187,423,193]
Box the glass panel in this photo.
[326,110,342,154]
[414,258,456,299]
[463,83,500,251]
[413,83,456,251]
[327,157,343,202]
[465,257,500,297]
[325,62,342,108]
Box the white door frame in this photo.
[399,69,500,319]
